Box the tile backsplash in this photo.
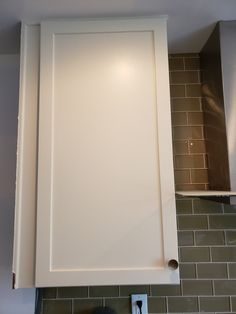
[170,53,209,191]
[40,54,236,314]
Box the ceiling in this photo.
[1,0,236,54]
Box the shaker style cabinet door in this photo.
[33,18,179,286]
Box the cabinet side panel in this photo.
[13,24,40,288]
[220,21,236,192]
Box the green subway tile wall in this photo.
[40,54,236,314]
[170,54,209,191]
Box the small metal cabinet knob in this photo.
[168,259,179,270]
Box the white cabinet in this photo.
[13,17,179,288]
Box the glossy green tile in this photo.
[188,112,204,125]
[175,183,206,191]
[173,126,203,140]
[195,231,225,246]
[105,298,130,314]
[193,199,223,214]
[148,297,166,313]
[214,280,236,295]
[173,141,189,155]
[189,140,206,154]
[171,98,201,112]
[232,296,236,311]
[182,280,213,295]
[223,203,236,213]
[178,215,208,230]
[209,215,236,229]
[211,247,236,262]
[170,71,199,84]
[179,263,196,279]
[197,263,227,279]
[186,84,201,97]
[42,288,57,299]
[176,199,192,214]
[151,285,181,296]
[180,247,210,262]
[74,299,102,314]
[89,286,119,297]
[171,53,199,58]
[58,287,88,298]
[169,58,184,71]
[170,85,186,97]
[191,169,208,183]
[226,231,236,245]
[167,297,198,312]
[175,155,204,169]
[199,297,230,312]
[43,300,72,314]
[120,285,150,296]
[172,112,187,126]
[229,263,236,278]
[178,231,194,246]
[174,170,191,184]
[184,57,200,70]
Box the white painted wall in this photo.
[0,54,35,314]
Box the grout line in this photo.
[197,295,200,312]
[169,68,200,71]
[71,299,74,314]
[193,230,196,246]
[186,112,190,125]
[227,262,230,279]
[175,167,209,172]
[197,70,200,83]
[195,263,198,279]
[209,247,213,263]
[207,215,210,229]
[178,244,236,248]
[171,82,201,86]
[165,296,169,313]
[223,230,227,246]
[169,55,199,59]
[230,296,233,312]
[171,96,202,99]
[184,83,187,98]
[189,168,193,185]
[212,279,215,296]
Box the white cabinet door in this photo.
[15,18,179,287]
[36,18,178,287]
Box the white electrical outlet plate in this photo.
[131,294,148,314]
